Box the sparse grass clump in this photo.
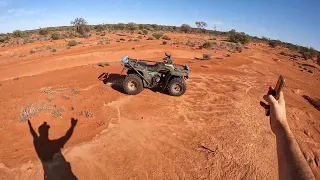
[137,36,142,39]
[40,87,56,94]
[203,54,212,60]
[98,62,110,67]
[30,49,36,54]
[68,40,78,46]
[51,107,65,118]
[152,32,163,39]
[81,109,94,118]
[280,51,286,56]
[51,48,57,52]
[19,102,47,122]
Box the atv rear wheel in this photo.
[167,77,186,96]
[123,74,144,95]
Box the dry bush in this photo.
[19,102,48,122]
[12,30,25,38]
[142,29,148,35]
[152,32,163,39]
[162,41,167,45]
[51,106,65,118]
[203,54,212,60]
[68,40,78,46]
[40,87,56,94]
[147,36,154,40]
[137,36,142,39]
[50,32,60,40]
[98,62,111,67]
[81,109,94,118]
[72,88,80,95]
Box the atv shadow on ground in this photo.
[98,73,126,94]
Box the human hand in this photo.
[260,87,289,134]
[71,118,78,126]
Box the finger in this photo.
[278,91,285,105]
[260,101,269,109]
[263,94,277,105]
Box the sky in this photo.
[0,0,319,50]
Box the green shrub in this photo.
[203,54,212,60]
[162,41,167,45]
[68,40,78,46]
[268,40,279,48]
[142,29,148,35]
[0,35,9,43]
[228,32,250,44]
[162,35,171,40]
[39,28,50,35]
[94,25,104,32]
[12,30,25,38]
[51,32,60,40]
[152,32,163,39]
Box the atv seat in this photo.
[137,62,159,71]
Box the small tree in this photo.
[195,21,207,33]
[70,17,90,37]
[180,24,191,33]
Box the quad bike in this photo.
[120,53,189,96]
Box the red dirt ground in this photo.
[0,33,319,179]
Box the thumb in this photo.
[263,94,277,106]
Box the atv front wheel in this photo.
[167,77,186,96]
[123,74,144,95]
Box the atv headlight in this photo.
[121,55,129,64]
[184,65,190,71]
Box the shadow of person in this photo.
[28,118,78,180]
